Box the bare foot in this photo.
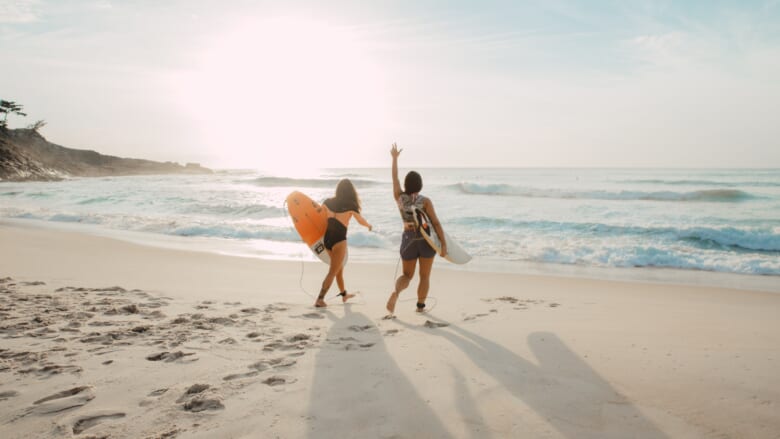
[341,293,356,303]
[386,292,399,315]
[314,299,327,308]
[416,303,426,313]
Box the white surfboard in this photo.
[413,208,472,264]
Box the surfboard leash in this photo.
[282,199,319,301]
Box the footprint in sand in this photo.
[66,311,95,320]
[146,351,196,362]
[297,312,325,319]
[264,304,289,313]
[479,296,561,312]
[178,384,224,412]
[176,384,210,402]
[19,363,83,377]
[0,350,47,368]
[348,325,374,332]
[263,336,312,351]
[423,320,449,329]
[148,388,168,397]
[262,375,297,387]
[344,343,375,351]
[223,358,292,382]
[144,310,168,320]
[183,397,224,412]
[222,371,260,381]
[80,333,117,345]
[250,357,297,372]
[131,325,151,334]
[72,411,126,434]
[286,333,310,342]
[330,336,359,344]
[98,286,127,294]
[207,317,236,326]
[138,388,168,407]
[262,341,283,351]
[463,313,490,322]
[22,386,95,417]
[0,390,20,400]
[103,303,140,316]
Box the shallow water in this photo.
[2,168,779,290]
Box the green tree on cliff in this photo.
[27,120,47,131]
[0,100,27,130]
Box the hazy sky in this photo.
[2,0,779,170]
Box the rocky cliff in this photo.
[0,128,211,181]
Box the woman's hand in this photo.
[390,143,402,158]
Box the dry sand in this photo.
[1,221,779,438]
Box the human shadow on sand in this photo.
[306,305,453,439]
[393,315,670,439]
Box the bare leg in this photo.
[386,258,416,314]
[336,267,345,293]
[315,242,347,307]
[416,256,434,312]
[336,266,355,303]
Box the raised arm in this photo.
[391,143,402,200]
[423,198,447,257]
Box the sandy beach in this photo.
[1,221,778,438]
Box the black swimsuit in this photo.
[323,218,347,250]
[322,198,357,250]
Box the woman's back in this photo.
[324,197,358,227]
[397,193,427,225]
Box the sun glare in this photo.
[173,16,388,171]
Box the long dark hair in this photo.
[329,178,361,213]
[404,171,422,195]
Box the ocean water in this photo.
[2,168,779,289]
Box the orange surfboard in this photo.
[286,191,333,264]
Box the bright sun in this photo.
[174,16,389,172]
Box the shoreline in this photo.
[1,221,779,438]
[3,217,779,294]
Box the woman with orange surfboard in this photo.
[315,178,373,308]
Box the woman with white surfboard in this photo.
[315,178,373,308]
[385,143,448,316]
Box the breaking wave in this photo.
[454,183,756,202]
